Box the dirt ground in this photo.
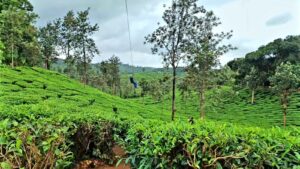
[74,145,130,169]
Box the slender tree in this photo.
[38,20,61,69]
[0,0,40,67]
[75,8,99,84]
[178,76,192,115]
[139,78,150,104]
[0,9,24,67]
[0,41,4,64]
[99,55,121,95]
[245,67,262,104]
[269,62,300,127]
[145,0,206,120]
[61,10,77,76]
[108,56,121,95]
[186,10,234,119]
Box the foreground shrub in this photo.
[1,113,300,169]
[120,120,300,169]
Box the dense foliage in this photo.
[1,66,300,168]
[227,35,300,86]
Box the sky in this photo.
[29,0,300,67]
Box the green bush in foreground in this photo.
[0,113,300,169]
[121,120,300,169]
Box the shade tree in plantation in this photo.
[149,80,163,103]
[269,62,300,127]
[99,55,121,95]
[0,41,4,64]
[61,10,78,76]
[145,0,207,120]
[159,75,171,113]
[0,0,40,67]
[139,78,151,104]
[228,35,300,87]
[214,65,236,86]
[245,67,261,104]
[38,20,61,70]
[178,76,193,114]
[186,10,234,119]
[75,8,99,84]
[0,0,33,11]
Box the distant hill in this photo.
[51,59,185,75]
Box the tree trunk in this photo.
[45,57,50,70]
[67,41,71,76]
[11,44,14,68]
[83,41,87,85]
[283,108,287,128]
[162,95,164,115]
[171,67,176,121]
[251,89,255,104]
[282,90,288,128]
[200,83,206,119]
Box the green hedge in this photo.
[119,119,300,169]
[1,113,300,169]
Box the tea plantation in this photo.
[0,66,300,168]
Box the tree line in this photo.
[143,0,300,125]
[1,0,299,126]
[0,0,99,84]
[227,36,300,127]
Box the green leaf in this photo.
[1,162,12,169]
[0,136,7,145]
[216,162,223,169]
[295,152,300,161]
[116,159,123,167]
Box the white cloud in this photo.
[212,0,300,64]
[30,0,300,67]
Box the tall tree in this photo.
[186,10,234,119]
[108,56,121,95]
[0,0,33,11]
[0,41,4,64]
[139,78,150,104]
[99,55,121,95]
[145,0,205,120]
[61,10,77,76]
[0,0,40,67]
[38,20,61,69]
[227,35,300,86]
[178,76,192,115]
[269,62,300,127]
[75,8,99,84]
[245,67,261,104]
[0,9,24,67]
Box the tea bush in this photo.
[120,119,300,169]
[1,66,300,168]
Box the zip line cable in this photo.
[124,0,134,74]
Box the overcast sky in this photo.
[29,0,300,67]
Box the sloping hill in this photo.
[130,86,300,127]
[0,66,169,120]
[2,66,298,128]
[1,66,300,169]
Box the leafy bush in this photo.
[120,119,300,169]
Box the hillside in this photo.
[1,66,300,168]
[0,66,171,121]
[130,86,300,128]
[51,58,185,75]
[2,66,299,128]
